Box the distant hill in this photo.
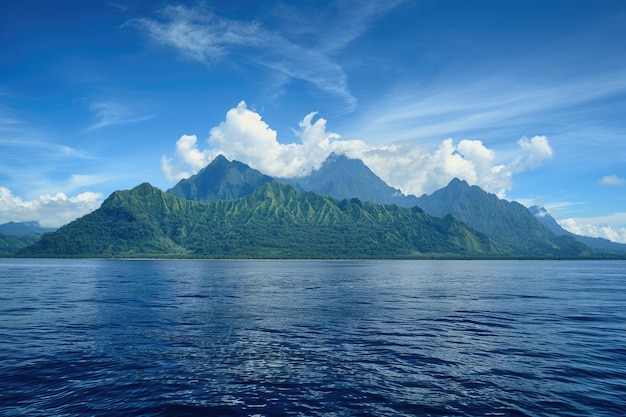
[284,153,419,207]
[21,181,509,259]
[0,221,55,236]
[530,206,626,252]
[167,154,273,202]
[0,222,53,255]
[414,178,590,257]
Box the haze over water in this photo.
[1,259,625,416]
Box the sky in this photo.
[1,0,625,242]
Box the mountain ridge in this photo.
[13,155,624,259]
[414,178,590,256]
[0,221,55,236]
[21,181,515,259]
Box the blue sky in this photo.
[1,0,625,242]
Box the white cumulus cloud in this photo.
[0,187,102,228]
[510,135,553,172]
[161,101,367,180]
[161,101,554,198]
[559,216,626,244]
[161,135,213,181]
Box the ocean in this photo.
[1,259,625,416]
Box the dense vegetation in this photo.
[10,154,622,259]
[21,182,512,259]
[1,233,42,255]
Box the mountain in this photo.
[167,154,273,202]
[285,153,419,207]
[0,221,55,236]
[0,222,53,255]
[21,181,509,259]
[12,155,614,259]
[414,178,590,257]
[530,206,626,252]
[167,153,420,207]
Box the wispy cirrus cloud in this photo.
[350,71,626,146]
[128,5,261,63]
[126,2,403,113]
[0,102,117,211]
[0,136,93,162]
[324,0,406,52]
[271,0,405,54]
[0,104,96,192]
[83,101,153,132]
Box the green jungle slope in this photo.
[1,233,42,255]
[21,181,513,259]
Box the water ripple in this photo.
[1,259,625,416]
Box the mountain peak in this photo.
[324,152,349,162]
[319,152,365,170]
[167,155,273,202]
[286,153,419,207]
[415,180,589,256]
[448,177,469,188]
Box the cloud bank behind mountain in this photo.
[162,101,553,199]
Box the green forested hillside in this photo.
[21,182,510,258]
[1,233,42,255]
[0,221,53,255]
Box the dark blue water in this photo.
[1,259,625,416]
